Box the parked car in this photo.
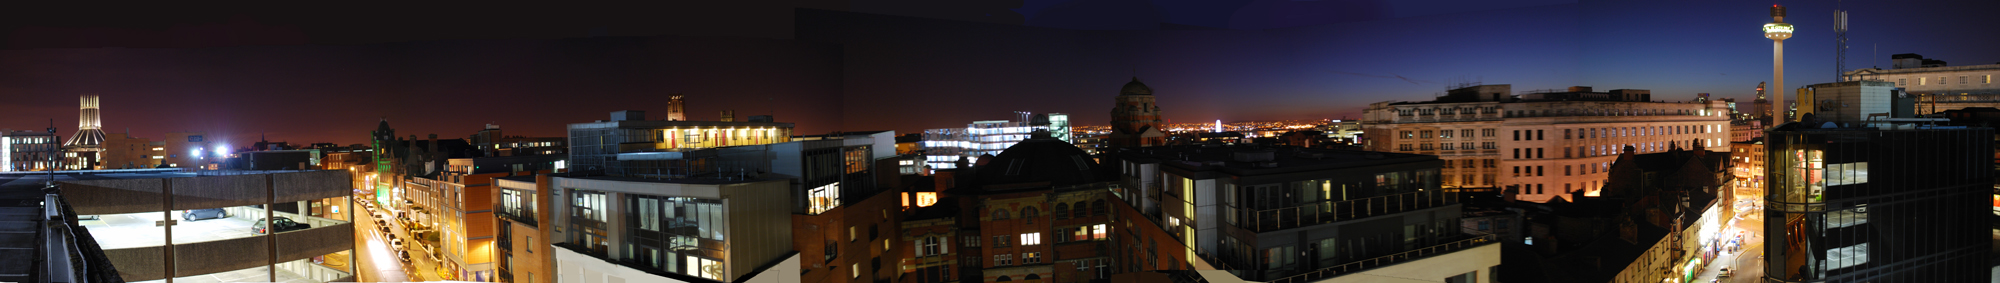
[1719,267,1732,277]
[391,238,404,250]
[397,250,412,263]
[182,208,227,221]
[252,217,308,234]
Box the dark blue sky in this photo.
[1,1,1996,145]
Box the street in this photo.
[353,197,454,282]
[1696,193,1767,283]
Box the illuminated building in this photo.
[410,155,564,281]
[1842,53,2000,114]
[63,95,107,169]
[59,170,360,282]
[1598,147,1731,282]
[1758,81,1992,282]
[923,119,1046,170]
[667,94,688,121]
[1108,77,1167,148]
[564,110,793,175]
[1117,145,1498,282]
[1,129,59,171]
[1363,84,1732,203]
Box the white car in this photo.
[391,238,404,250]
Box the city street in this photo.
[1695,195,1767,283]
[353,198,410,282]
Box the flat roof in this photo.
[1122,145,1438,176]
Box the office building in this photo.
[1842,54,2000,115]
[2,129,60,171]
[1363,84,1732,202]
[1759,81,1993,282]
[58,170,359,282]
[923,118,1046,170]
[1118,145,1499,282]
[1108,77,1167,148]
[544,174,798,283]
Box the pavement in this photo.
[79,210,261,249]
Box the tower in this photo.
[666,94,687,121]
[64,94,105,147]
[1765,5,1794,125]
[1108,77,1166,148]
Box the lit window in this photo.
[1020,233,1042,245]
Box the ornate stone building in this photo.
[1107,78,1165,148]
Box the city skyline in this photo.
[1,1,1996,146]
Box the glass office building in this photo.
[1763,125,1991,282]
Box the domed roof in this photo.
[1120,77,1153,95]
[975,136,1103,187]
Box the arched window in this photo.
[1053,203,1070,219]
[997,275,1012,282]
[1092,200,1108,216]
[992,208,1010,220]
[1021,206,1038,218]
[1025,274,1041,281]
[1073,202,1088,218]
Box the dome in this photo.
[975,136,1103,187]
[1120,77,1153,95]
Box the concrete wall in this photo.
[59,178,163,215]
[556,246,803,283]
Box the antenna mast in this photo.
[1835,3,1848,82]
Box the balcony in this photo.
[1241,190,1454,232]
[1264,234,1499,283]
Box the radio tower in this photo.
[1835,3,1848,82]
[1764,5,1794,125]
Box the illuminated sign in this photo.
[1763,23,1794,34]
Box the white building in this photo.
[922,119,1047,170]
[1363,85,1732,203]
[1842,53,2000,114]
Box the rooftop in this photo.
[1121,144,1438,176]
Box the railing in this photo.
[1243,190,1455,232]
[1265,234,1500,283]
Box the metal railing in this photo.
[1266,234,1499,283]
[1243,190,1455,232]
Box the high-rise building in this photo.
[1108,77,1166,148]
[1759,81,1992,282]
[1363,84,1732,203]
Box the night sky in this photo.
[2,1,1996,146]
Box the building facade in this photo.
[923,119,1046,170]
[1118,145,1499,282]
[1107,77,1166,148]
[1842,54,2000,115]
[564,110,793,175]
[411,155,565,281]
[2,129,59,171]
[1759,81,1994,282]
[1363,84,1732,203]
